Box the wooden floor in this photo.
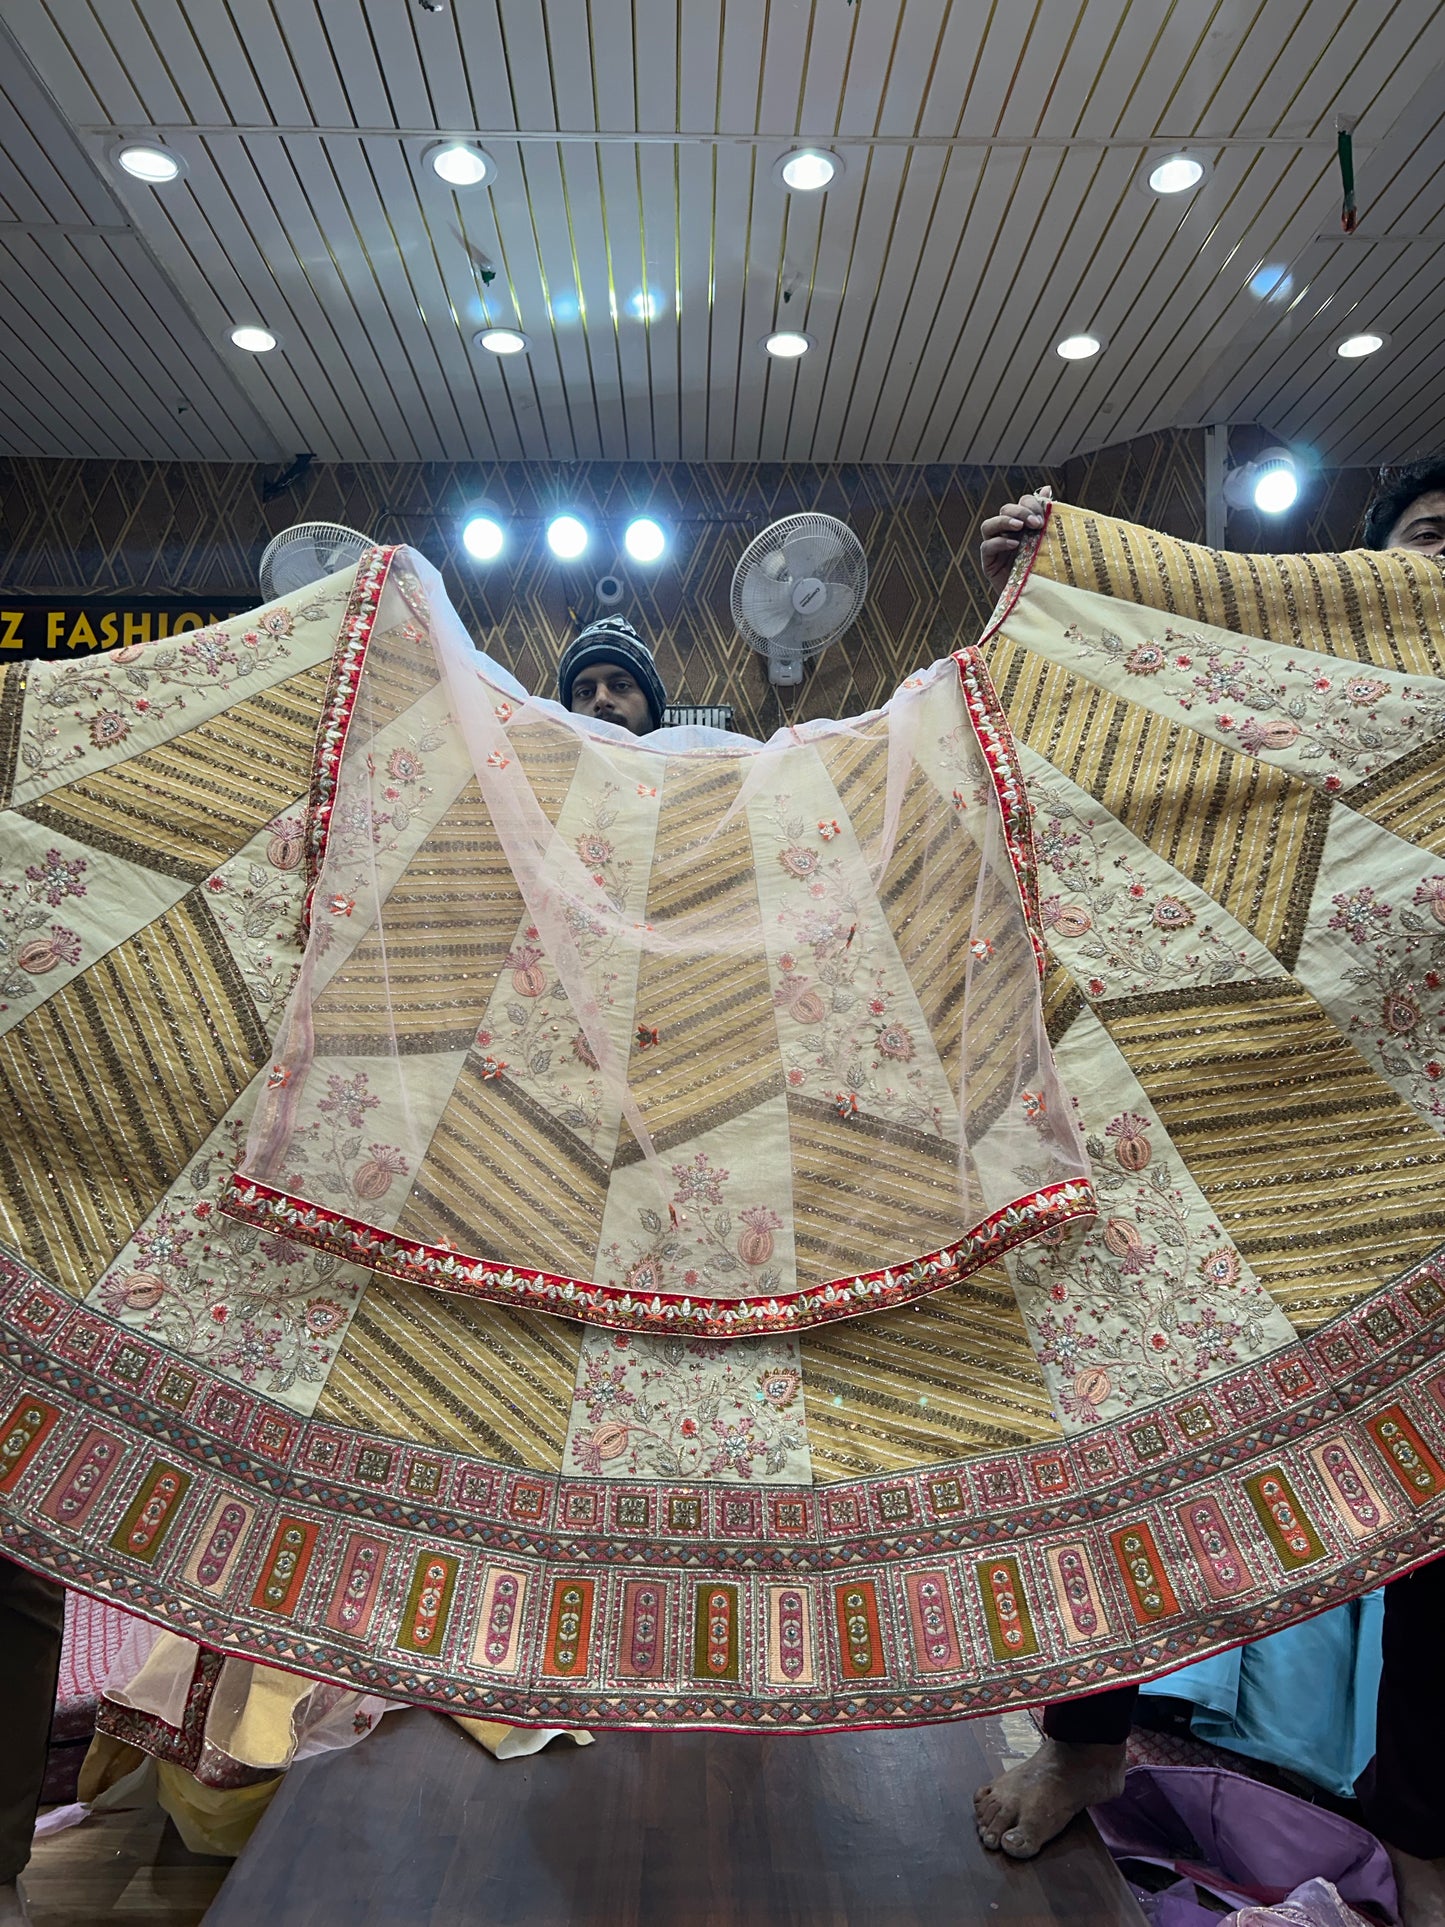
[23,1807,230,1926]
[202,1709,1146,1926]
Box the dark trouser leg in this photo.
[1040,1683,1139,1746]
[0,1556,65,1884]
[1359,1553,1445,1860]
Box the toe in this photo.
[1000,1824,1041,1861]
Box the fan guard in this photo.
[258,522,378,601]
[730,513,868,685]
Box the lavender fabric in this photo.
[1091,1768,1398,1923]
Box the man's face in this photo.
[568,659,653,735]
[1386,488,1445,557]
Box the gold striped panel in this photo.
[787,1096,964,1295]
[1103,980,1445,1331]
[1345,742,1445,858]
[394,1064,609,1280]
[312,779,521,1054]
[816,721,890,846]
[0,892,270,1294]
[318,1277,580,1466]
[624,758,779,1146]
[1042,505,1445,678]
[801,1264,1058,1481]
[992,632,1328,966]
[0,664,28,806]
[11,662,332,879]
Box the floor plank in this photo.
[23,1808,229,1927]
[206,1710,1147,1925]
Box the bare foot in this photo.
[0,1880,33,1927]
[1389,1844,1445,1927]
[973,1736,1128,1860]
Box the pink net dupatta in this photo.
[224,546,1094,1337]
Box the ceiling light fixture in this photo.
[624,518,666,563]
[1147,154,1206,195]
[764,331,813,358]
[461,513,505,561]
[1337,331,1386,359]
[230,325,278,353]
[425,142,495,187]
[475,328,529,355]
[115,143,184,184]
[1055,332,1102,360]
[776,149,842,192]
[1223,446,1300,516]
[546,515,589,561]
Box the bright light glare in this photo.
[780,150,836,191]
[1148,156,1204,194]
[547,515,589,560]
[118,145,181,183]
[1337,333,1384,359]
[765,331,811,358]
[431,144,490,186]
[462,516,504,561]
[628,288,666,321]
[624,518,666,563]
[477,329,528,355]
[230,325,277,353]
[1254,464,1299,514]
[1056,333,1101,360]
[1249,264,1293,302]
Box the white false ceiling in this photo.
[0,0,1442,468]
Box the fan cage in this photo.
[259,522,377,600]
[730,512,868,662]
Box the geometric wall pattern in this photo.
[0,432,1381,738]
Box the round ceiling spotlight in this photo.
[461,513,505,562]
[114,143,185,184]
[764,330,813,358]
[546,515,589,561]
[775,149,842,192]
[475,328,529,356]
[624,517,666,563]
[425,142,495,187]
[1337,331,1387,359]
[1055,332,1102,360]
[230,325,278,353]
[1146,154,1206,195]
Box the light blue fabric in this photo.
[1139,1594,1384,1799]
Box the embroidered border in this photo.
[954,645,1046,974]
[301,545,396,936]
[220,1177,1096,1338]
[3,1245,1443,1734]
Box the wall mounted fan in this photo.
[258,522,378,600]
[730,513,868,685]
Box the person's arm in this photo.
[978,493,1048,592]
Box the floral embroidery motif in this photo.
[1053,620,1445,786]
[13,604,330,788]
[601,1150,791,1303]
[89,1109,372,1409]
[0,847,89,1010]
[565,1329,810,1482]
[200,810,311,1028]
[1022,758,1272,1003]
[1323,875,1445,1123]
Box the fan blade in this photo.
[780,530,845,580]
[786,581,860,645]
[739,573,797,640]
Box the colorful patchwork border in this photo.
[3,1246,1444,1733]
[953,645,1046,974]
[220,1177,1097,1339]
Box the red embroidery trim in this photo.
[221,1174,1097,1339]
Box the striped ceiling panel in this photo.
[1,0,1442,467]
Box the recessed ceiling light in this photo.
[546,514,589,560]
[1337,331,1386,359]
[776,149,841,192]
[462,514,505,561]
[1055,333,1102,360]
[764,331,813,358]
[624,517,666,563]
[115,143,184,184]
[1147,154,1206,195]
[426,142,494,187]
[475,328,528,355]
[230,325,278,353]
